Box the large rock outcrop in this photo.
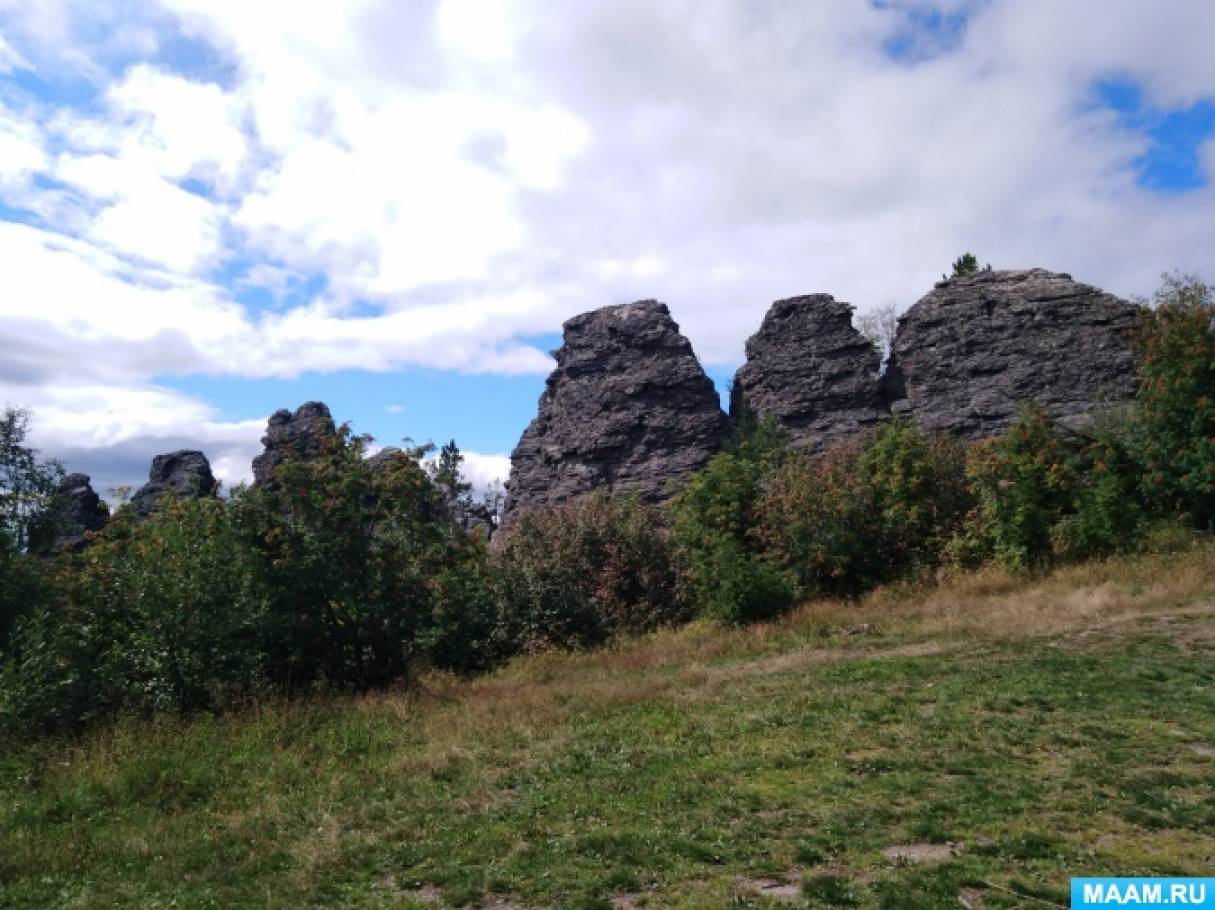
[884,269,1140,437]
[130,450,217,517]
[28,473,109,555]
[251,401,337,487]
[505,300,728,516]
[730,294,884,452]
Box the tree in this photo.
[949,253,979,278]
[1134,272,1215,528]
[236,428,464,691]
[856,302,900,363]
[431,438,472,502]
[0,407,63,551]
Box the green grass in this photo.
[2,542,1215,908]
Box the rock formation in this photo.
[28,473,109,555]
[730,294,884,452]
[884,269,1140,437]
[251,401,337,487]
[505,300,728,516]
[130,450,217,517]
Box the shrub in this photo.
[420,542,507,675]
[756,442,884,598]
[1133,273,1215,529]
[235,430,462,692]
[669,418,789,622]
[493,491,688,650]
[958,405,1078,570]
[857,418,971,572]
[0,406,64,552]
[0,535,52,653]
[1050,432,1145,560]
[1,497,267,734]
[752,420,970,601]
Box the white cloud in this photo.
[2,0,1215,492]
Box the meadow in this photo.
[3,540,1213,909]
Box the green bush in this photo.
[670,419,788,622]
[235,430,463,692]
[420,542,507,675]
[756,441,884,597]
[1133,273,1215,529]
[1050,432,1145,560]
[493,491,689,650]
[0,535,52,653]
[958,405,1077,570]
[858,418,971,572]
[1,497,267,734]
[753,420,970,600]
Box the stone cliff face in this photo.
[28,473,109,555]
[505,300,728,516]
[130,450,217,517]
[251,401,337,488]
[883,269,1140,437]
[730,294,884,452]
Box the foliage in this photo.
[0,534,52,653]
[1133,272,1215,529]
[858,418,972,571]
[420,541,507,675]
[1051,430,1145,560]
[950,252,979,277]
[856,301,900,362]
[756,441,884,597]
[493,491,689,649]
[1,497,267,734]
[0,407,63,551]
[669,418,791,622]
[235,429,461,692]
[431,438,472,502]
[958,405,1075,570]
[755,420,970,599]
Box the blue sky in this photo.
[1,0,1213,496]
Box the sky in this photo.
[1,0,1214,498]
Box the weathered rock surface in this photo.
[506,300,728,516]
[29,473,109,555]
[251,401,337,487]
[730,294,884,452]
[130,450,217,517]
[884,269,1140,437]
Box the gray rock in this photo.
[130,450,217,517]
[28,473,109,555]
[505,300,728,517]
[730,294,884,452]
[884,269,1141,437]
[251,401,337,488]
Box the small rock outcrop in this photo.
[130,450,217,517]
[884,269,1140,437]
[28,473,109,555]
[730,294,884,452]
[505,300,728,516]
[251,401,337,487]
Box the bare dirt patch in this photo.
[737,871,803,902]
[882,842,963,864]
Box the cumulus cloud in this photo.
[2,0,1215,490]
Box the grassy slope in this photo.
[2,543,1214,909]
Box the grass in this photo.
[2,540,1215,908]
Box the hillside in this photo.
[3,541,1213,909]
